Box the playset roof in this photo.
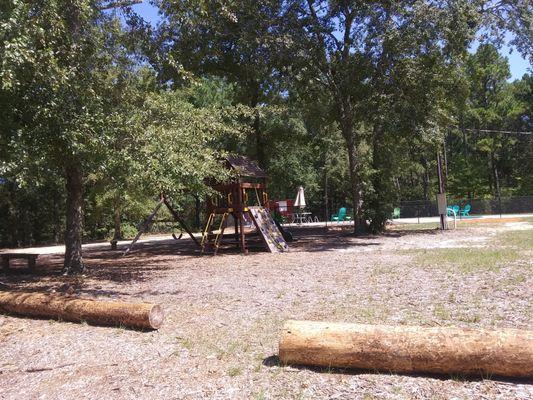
[226,155,266,179]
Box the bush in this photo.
[109,222,138,240]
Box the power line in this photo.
[459,127,532,136]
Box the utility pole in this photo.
[437,150,448,230]
[323,166,328,230]
[495,167,502,218]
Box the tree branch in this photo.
[341,7,354,62]
[98,0,143,11]
[305,0,341,97]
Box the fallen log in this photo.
[279,320,533,378]
[0,291,164,330]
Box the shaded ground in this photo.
[1,221,532,399]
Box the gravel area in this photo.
[1,222,532,399]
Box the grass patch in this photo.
[503,274,526,286]
[433,304,451,320]
[457,312,481,324]
[390,222,439,231]
[498,229,533,250]
[412,248,519,273]
[216,340,241,359]
[227,366,242,377]
[175,336,193,351]
[369,263,399,278]
[253,390,267,400]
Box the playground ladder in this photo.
[201,212,229,255]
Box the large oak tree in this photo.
[0,0,245,273]
[286,0,531,232]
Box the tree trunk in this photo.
[53,190,62,243]
[491,152,500,198]
[0,291,164,330]
[194,195,201,229]
[64,165,84,274]
[113,196,122,241]
[422,158,430,201]
[253,107,265,168]
[344,133,364,234]
[279,320,533,378]
[488,153,494,194]
[367,122,394,233]
[248,82,266,168]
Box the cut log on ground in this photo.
[279,320,533,378]
[0,291,164,330]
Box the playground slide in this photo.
[248,206,289,253]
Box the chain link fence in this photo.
[268,195,533,225]
[398,195,533,219]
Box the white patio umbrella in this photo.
[294,186,306,209]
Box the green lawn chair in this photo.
[460,204,471,217]
[392,207,401,219]
[447,205,459,216]
[331,207,348,222]
[345,209,353,222]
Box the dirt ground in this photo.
[1,220,532,399]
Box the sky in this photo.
[131,1,530,81]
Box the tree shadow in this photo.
[261,355,533,384]
[287,226,382,252]
[0,234,275,295]
[388,228,441,235]
[0,225,450,293]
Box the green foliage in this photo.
[260,108,319,200]
[115,222,138,240]
[128,89,236,196]
[153,0,291,104]
[278,1,485,229]
[0,177,64,246]
[1,0,120,170]
[1,0,531,251]
[447,45,532,198]
[0,2,248,256]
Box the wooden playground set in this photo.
[122,155,289,256]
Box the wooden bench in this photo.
[1,253,39,272]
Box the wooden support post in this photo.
[200,213,214,254]
[236,184,248,254]
[213,213,228,256]
[122,197,164,256]
[239,213,247,254]
[279,320,533,378]
[233,212,239,245]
